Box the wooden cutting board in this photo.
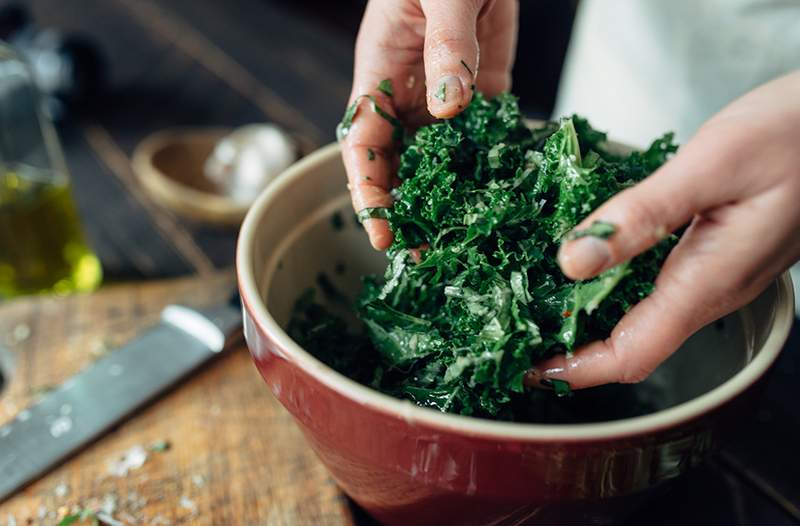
[0,272,356,525]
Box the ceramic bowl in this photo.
[236,142,794,526]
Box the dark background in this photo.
[2,1,798,524]
[7,0,579,282]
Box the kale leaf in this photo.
[293,92,677,420]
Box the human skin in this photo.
[340,0,518,250]
[530,70,800,388]
[340,0,800,389]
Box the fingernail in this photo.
[559,236,611,278]
[429,76,464,115]
[364,219,393,251]
[527,366,567,389]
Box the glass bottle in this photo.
[0,43,101,298]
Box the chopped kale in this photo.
[149,439,171,452]
[357,207,391,223]
[435,82,447,102]
[550,379,573,398]
[297,92,677,420]
[336,95,403,142]
[330,211,344,231]
[565,220,617,241]
[377,78,394,97]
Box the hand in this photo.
[527,71,800,390]
[341,0,518,249]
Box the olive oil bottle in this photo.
[0,44,101,298]
[0,165,101,297]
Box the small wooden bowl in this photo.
[132,127,248,226]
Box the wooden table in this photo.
[0,273,359,525]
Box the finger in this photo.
[420,0,481,118]
[530,189,795,389]
[558,136,746,281]
[341,92,397,250]
[474,0,518,96]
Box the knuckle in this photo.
[428,26,471,54]
[608,335,654,384]
[620,365,653,384]
[609,194,664,257]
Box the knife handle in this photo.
[161,300,243,353]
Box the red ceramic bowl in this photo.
[236,142,794,526]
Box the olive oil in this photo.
[0,164,101,297]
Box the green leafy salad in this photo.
[289,92,678,421]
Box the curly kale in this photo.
[291,92,678,421]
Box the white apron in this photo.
[553,0,800,313]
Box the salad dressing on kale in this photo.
[290,92,677,421]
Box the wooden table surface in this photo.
[0,273,356,525]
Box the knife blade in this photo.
[0,298,242,501]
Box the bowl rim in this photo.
[237,141,795,441]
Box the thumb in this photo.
[420,0,481,118]
[557,137,739,280]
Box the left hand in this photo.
[528,71,800,389]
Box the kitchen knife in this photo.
[0,297,243,501]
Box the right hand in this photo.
[341,0,519,250]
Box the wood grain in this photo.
[0,273,354,525]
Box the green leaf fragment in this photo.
[149,439,171,452]
[435,82,446,102]
[377,78,394,97]
[58,515,81,526]
[330,211,344,230]
[367,148,375,161]
[551,379,573,398]
[336,95,404,142]
[357,207,391,223]
[565,220,617,241]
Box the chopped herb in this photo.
[435,82,447,102]
[377,78,394,97]
[460,59,473,76]
[30,384,56,397]
[367,148,376,161]
[336,95,404,142]
[551,379,573,398]
[149,439,171,452]
[565,220,617,241]
[57,515,81,526]
[357,207,391,223]
[330,212,344,231]
[316,273,348,305]
[57,509,102,526]
[295,92,677,421]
